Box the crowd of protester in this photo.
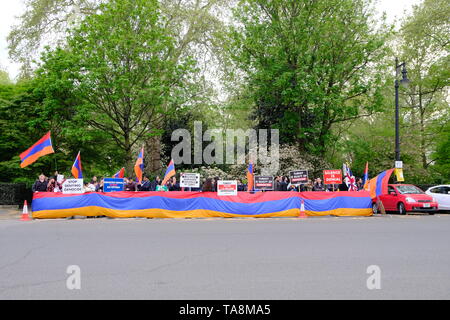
[32,172,366,193]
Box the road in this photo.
[0,213,449,299]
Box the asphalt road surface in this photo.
[0,214,449,299]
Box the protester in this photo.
[89,176,101,191]
[32,174,48,192]
[98,178,104,192]
[356,178,364,191]
[237,179,245,192]
[280,176,288,191]
[84,181,95,192]
[212,177,219,192]
[47,177,57,192]
[303,179,314,192]
[274,176,281,191]
[202,178,214,192]
[124,177,138,191]
[313,178,325,191]
[150,176,161,191]
[287,180,299,192]
[139,175,151,191]
[168,176,181,191]
[155,182,169,191]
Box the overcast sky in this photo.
[0,0,422,81]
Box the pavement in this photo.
[0,208,449,299]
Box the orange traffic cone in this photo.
[298,199,307,218]
[20,200,31,221]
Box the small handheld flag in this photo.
[19,131,55,168]
[71,151,83,179]
[134,147,144,183]
[113,167,125,178]
[161,159,175,186]
[247,162,254,192]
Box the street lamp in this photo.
[394,58,409,162]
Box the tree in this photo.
[7,0,98,78]
[224,0,392,155]
[399,0,450,170]
[38,0,198,171]
[0,68,12,85]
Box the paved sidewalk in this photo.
[0,206,23,220]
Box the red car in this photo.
[373,184,438,215]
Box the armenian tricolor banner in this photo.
[19,131,54,168]
[31,191,373,219]
[366,168,395,199]
[71,151,83,179]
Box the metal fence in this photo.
[0,183,33,207]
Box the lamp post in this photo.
[394,58,410,162]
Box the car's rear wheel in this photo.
[398,202,406,215]
[372,202,378,214]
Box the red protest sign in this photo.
[323,170,342,184]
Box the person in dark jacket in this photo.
[280,176,288,191]
[150,176,161,191]
[313,178,325,191]
[168,177,181,191]
[202,178,214,192]
[124,177,138,191]
[32,174,48,192]
[356,178,364,191]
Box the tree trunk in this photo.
[418,91,427,169]
[145,135,162,176]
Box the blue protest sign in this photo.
[103,178,125,192]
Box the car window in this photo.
[429,187,442,194]
[442,187,450,194]
[396,185,424,194]
[388,186,395,194]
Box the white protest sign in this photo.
[217,180,238,196]
[62,179,85,194]
[57,174,65,183]
[180,173,200,188]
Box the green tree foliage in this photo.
[225,0,391,155]
[328,0,449,184]
[399,0,450,171]
[7,0,98,78]
[0,69,12,85]
[0,76,123,183]
[37,0,198,172]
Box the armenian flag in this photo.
[134,147,144,183]
[113,167,125,178]
[367,168,395,199]
[19,131,54,168]
[247,162,254,191]
[71,151,83,179]
[161,159,175,185]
